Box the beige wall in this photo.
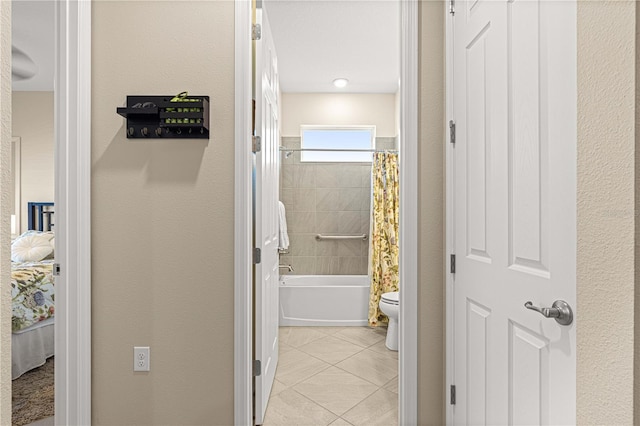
[577,1,636,424]
[0,0,11,422]
[44,1,639,424]
[91,1,234,424]
[11,91,54,234]
[281,93,397,137]
[418,1,445,424]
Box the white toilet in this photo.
[378,291,399,351]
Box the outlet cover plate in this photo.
[134,346,150,372]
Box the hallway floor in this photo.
[263,326,398,426]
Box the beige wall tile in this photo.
[316,164,341,188]
[317,212,340,234]
[290,256,316,275]
[317,188,340,212]
[293,188,316,212]
[289,211,316,233]
[317,257,341,274]
[289,234,316,256]
[337,212,361,234]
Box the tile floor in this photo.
[263,326,398,426]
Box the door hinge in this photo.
[449,120,456,144]
[53,263,61,276]
[253,247,262,264]
[252,24,262,40]
[252,135,262,153]
[450,385,456,405]
[253,360,262,377]
[450,254,456,274]
[449,0,455,15]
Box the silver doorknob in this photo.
[524,300,573,326]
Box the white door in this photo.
[450,0,576,424]
[254,6,280,425]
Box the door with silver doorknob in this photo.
[448,0,577,424]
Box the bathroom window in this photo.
[300,126,376,162]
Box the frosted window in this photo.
[301,127,375,162]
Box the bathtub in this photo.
[279,275,370,326]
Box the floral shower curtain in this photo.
[368,152,400,326]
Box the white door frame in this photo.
[234,0,418,423]
[54,0,92,424]
[445,4,454,424]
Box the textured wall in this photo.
[91,1,234,424]
[11,91,54,233]
[281,94,398,137]
[417,1,445,424]
[279,136,396,275]
[637,3,640,422]
[577,1,636,424]
[0,0,11,422]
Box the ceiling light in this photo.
[333,78,349,88]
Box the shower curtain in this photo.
[368,152,399,326]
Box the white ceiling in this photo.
[11,0,398,94]
[12,0,55,91]
[264,0,400,94]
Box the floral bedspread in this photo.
[11,260,55,332]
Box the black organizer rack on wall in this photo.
[116,95,210,139]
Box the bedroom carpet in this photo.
[12,357,54,426]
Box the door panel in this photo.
[254,6,280,425]
[451,0,576,424]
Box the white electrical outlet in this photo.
[133,346,150,372]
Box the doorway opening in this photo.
[11,3,56,423]
[2,1,91,423]
[235,0,419,424]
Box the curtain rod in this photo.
[279,147,398,153]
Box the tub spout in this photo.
[279,264,294,272]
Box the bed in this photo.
[11,202,55,380]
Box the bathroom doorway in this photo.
[244,0,419,424]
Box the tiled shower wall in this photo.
[279,136,397,275]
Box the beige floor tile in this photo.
[313,326,350,335]
[263,388,338,426]
[329,418,354,426]
[298,335,365,365]
[276,348,331,387]
[271,379,288,397]
[336,349,398,386]
[383,376,398,394]
[279,340,294,354]
[334,326,386,348]
[280,327,327,348]
[293,366,378,416]
[368,340,398,359]
[342,389,399,426]
[279,346,313,367]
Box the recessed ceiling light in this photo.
[333,78,349,88]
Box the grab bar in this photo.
[315,234,368,241]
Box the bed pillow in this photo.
[15,230,55,259]
[11,234,54,263]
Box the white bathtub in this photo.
[279,275,370,326]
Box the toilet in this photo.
[378,291,399,351]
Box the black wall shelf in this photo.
[116,95,210,139]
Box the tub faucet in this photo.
[279,264,294,272]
